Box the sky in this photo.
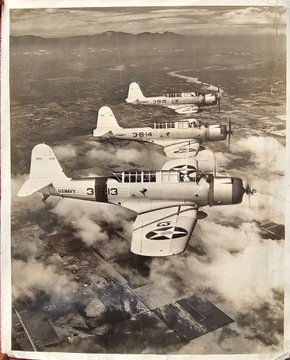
[10,6,286,38]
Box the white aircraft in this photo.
[125,82,223,114]
[18,144,254,257]
[93,106,232,158]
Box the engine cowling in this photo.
[209,177,244,206]
[207,125,227,142]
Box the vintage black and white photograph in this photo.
[6,2,287,356]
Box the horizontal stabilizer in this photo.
[17,178,51,197]
[93,129,114,137]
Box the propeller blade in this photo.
[213,153,217,177]
[243,180,256,207]
[215,85,221,113]
[244,180,257,195]
[228,114,232,152]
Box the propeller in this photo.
[243,180,257,207]
[217,85,222,113]
[227,114,233,152]
[244,183,257,195]
[200,83,223,112]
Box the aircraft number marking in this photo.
[87,188,94,195]
[132,132,152,138]
[109,188,118,195]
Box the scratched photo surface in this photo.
[10,6,286,354]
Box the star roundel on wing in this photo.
[146,226,188,240]
[170,164,196,173]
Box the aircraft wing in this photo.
[131,205,198,256]
[166,104,199,114]
[163,140,200,158]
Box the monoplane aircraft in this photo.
[93,106,232,158]
[126,82,223,114]
[18,144,254,257]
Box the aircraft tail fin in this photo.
[17,144,69,197]
[93,106,122,137]
[126,82,146,103]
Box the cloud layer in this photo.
[11,133,285,353]
[10,6,286,38]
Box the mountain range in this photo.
[10,30,285,56]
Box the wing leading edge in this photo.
[131,206,198,256]
[166,104,199,114]
[162,140,200,158]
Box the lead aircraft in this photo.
[93,106,231,158]
[17,144,254,257]
[126,82,223,114]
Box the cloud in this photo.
[221,7,284,25]
[11,130,285,353]
[12,259,78,302]
[110,65,126,72]
[11,174,46,214]
[146,133,285,353]
[149,219,283,304]
[51,198,133,253]
[208,176,285,226]
[10,7,286,38]
[148,200,284,352]
[53,144,76,161]
[232,136,285,174]
[180,292,283,353]
[86,140,167,170]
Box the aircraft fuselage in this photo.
[94,121,227,143]
[40,171,244,213]
[112,126,207,143]
[133,93,217,107]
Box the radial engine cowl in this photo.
[210,177,244,206]
[207,125,227,141]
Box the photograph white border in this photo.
[1,0,289,359]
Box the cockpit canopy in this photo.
[112,168,199,183]
[164,92,203,98]
[149,119,202,129]
[113,171,157,183]
[149,122,175,129]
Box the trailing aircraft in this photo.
[125,82,223,114]
[17,144,255,257]
[93,106,232,158]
